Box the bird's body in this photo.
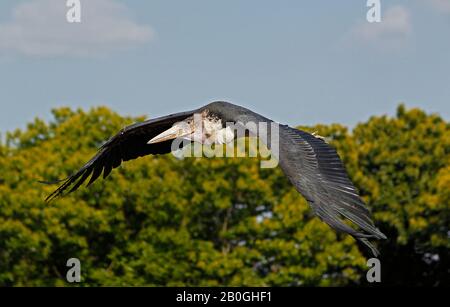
[44,101,386,256]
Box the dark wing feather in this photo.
[44,110,196,202]
[278,126,386,256]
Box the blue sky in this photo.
[0,0,449,133]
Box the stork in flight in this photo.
[44,101,386,256]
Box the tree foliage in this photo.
[0,105,448,286]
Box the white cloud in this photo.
[0,0,154,57]
[421,0,450,13]
[347,6,412,51]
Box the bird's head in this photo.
[147,109,234,145]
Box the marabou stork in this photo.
[44,101,386,256]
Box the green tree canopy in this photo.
[0,105,448,286]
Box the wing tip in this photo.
[39,177,70,203]
[42,168,93,203]
[357,238,382,257]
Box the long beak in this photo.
[147,123,192,144]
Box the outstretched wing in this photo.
[278,126,386,256]
[43,110,196,202]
